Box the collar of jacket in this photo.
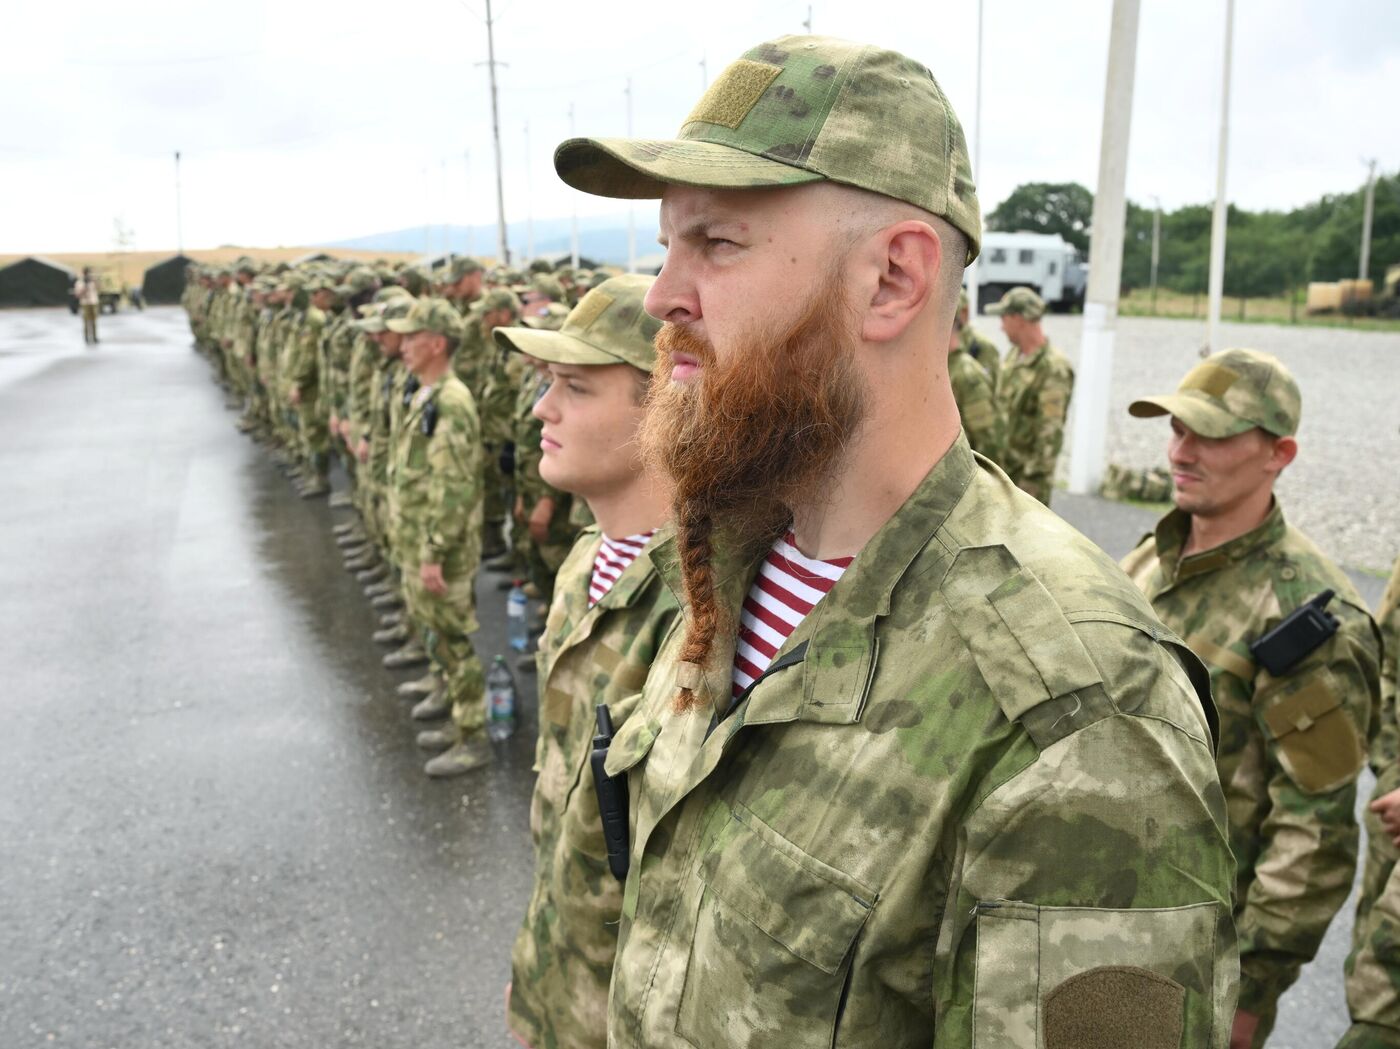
[1154,499,1287,583]
[648,435,979,725]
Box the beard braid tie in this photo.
[673,499,718,713]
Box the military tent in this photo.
[0,256,77,308]
[142,254,193,305]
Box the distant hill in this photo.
[324,212,661,266]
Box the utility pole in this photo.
[524,121,535,261]
[422,166,431,258]
[1204,0,1234,356]
[1360,158,1378,282]
[442,159,452,263]
[173,151,184,256]
[484,0,509,265]
[700,54,708,90]
[803,5,812,32]
[569,104,580,269]
[1149,194,1161,315]
[464,150,476,257]
[1067,0,1141,496]
[626,77,636,273]
[964,0,984,313]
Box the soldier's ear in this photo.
[861,220,939,345]
[1267,435,1298,474]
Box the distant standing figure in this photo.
[74,268,100,345]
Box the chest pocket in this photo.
[676,804,875,1048]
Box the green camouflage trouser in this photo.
[296,397,329,476]
[1340,768,1400,1048]
[405,568,484,740]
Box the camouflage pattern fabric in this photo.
[389,374,486,736]
[1100,463,1174,504]
[1340,556,1400,1049]
[948,344,1004,464]
[287,305,329,472]
[958,322,1000,389]
[1122,504,1382,1045]
[601,435,1236,1048]
[508,527,680,1049]
[996,339,1074,505]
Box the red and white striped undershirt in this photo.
[732,531,854,698]
[589,531,657,607]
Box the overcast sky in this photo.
[2,0,1395,254]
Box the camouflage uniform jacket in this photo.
[345,335,381,447]
[1122,503,1381,1021]
[387,372,483,579]
[509,526,681,1049]
[602,435,1237,1049]
[958,323,1001,389]
[996,339,1073,504]
[451,304,491,400]
[948,345,1004,464]
[1341,556,1400,1047]
[321,313,357,422]
[232,293,259,368]
[285,306,326,396]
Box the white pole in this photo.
[485,0,509,265]
[1067,0,1141,496]
[626,77,636,273]
[442,159,451,263]
[174,151,184,255]
[964,0,984,313]
[1204,0,1234,355]
[422,166,431,258]
[700,54,708,90]
[1360,158,1377,282]
[1149,194,1161,314]
[569,104,580,269]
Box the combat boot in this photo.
[336,531,366,548]
[380,611,404,628]
[364,580,393,598]
[357,563,387,584]
[332,521,357,536]
[371,591,403,610]
[424,737,494,778]
[483,552,518,573]
[341,543,370,561]
[515,654,536,675]
[328,491,353,508]
[299,478,330,498]
[345,552,377,571]
[415,726,460,752]
[383,641,428,669]
[396,671,437,696]
[373,622,410,645]
[411,688,452,720]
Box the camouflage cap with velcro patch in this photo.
[528,274,566,301]
[554,34,981,259]
[1128,347,1301,438]
[335,266,380,297]
[385,296,465,340]
[480,288,522,315]
[985,285,1045,320]
[494,274,660,373]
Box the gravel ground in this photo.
[971,314,1400,574]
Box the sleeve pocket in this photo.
[973,900,1225,1049]
[1260,671,1365,794]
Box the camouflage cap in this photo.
[985,285,1045,320]
[494,274,660,373]
[372,285,412,304]
[1128,348,1302,439]
[527,259,554,275]
[529,274,566,301]
[305,270,341,294]
[385,296,465,340]
[440,256,484,284]
[520,302,571,331]
[480,288,522,315]
[356,295,415,334]
[554,34,982,259]
[335,266,379,297]
[233,256,259,275]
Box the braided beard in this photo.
[639,281,868,714]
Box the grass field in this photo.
[1118,287,1400,332]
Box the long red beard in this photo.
[640,283,867,713]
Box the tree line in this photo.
[986,175,1400,298]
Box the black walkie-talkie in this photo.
[591,704,630,883]
[1249,589,1340,677]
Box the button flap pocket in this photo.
[1259,671,1364,794]
[697,806,875,974]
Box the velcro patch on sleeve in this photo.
[1044,966,1185,1049]
[685,60,783,129]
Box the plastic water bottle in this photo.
[507,581,530,652]
[485,655,517,741]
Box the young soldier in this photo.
[384,298,491,777]
[495,274,678,1049]
[989,285,1074,505]
[555,34,1236,1048]
[1120,349,1381,1049]
[1338,552,1400,1049]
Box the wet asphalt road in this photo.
[0,305,1381,1047]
